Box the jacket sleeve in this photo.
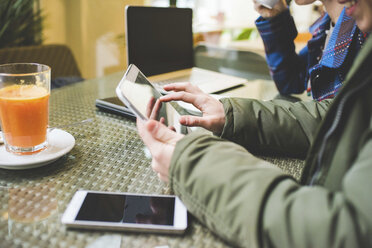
[170,132,372,248]
[169,132,290,248]
[256,10,309,95]
[219,98,332,158]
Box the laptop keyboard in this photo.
[152,76,191,94]
[152,74,212,94]
[153,76,191,87]
[151,68,244,94]
[153,70,222,87]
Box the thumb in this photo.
[146,120,181,145]
[136,118,161,149]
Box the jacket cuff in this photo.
[169,131,208,184]
[255,9,298,52]
[219,97,258,144]
[219,98,235,139]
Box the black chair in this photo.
[0,44,83,89]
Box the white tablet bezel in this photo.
[61,190,188,234]
[115,64,148,121]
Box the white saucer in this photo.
[0,129,75,170]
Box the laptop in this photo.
[125,6,247,94]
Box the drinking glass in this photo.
[0,63,51,155]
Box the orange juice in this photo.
[0,85,49,148]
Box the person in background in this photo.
[254,0,368,101]
[136,0,372,246]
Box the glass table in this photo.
[0,72,304,247]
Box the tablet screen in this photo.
[75,192,175,225]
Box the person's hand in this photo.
[253,0,287,19]
[146,96,176,131]
[161,82,226,134]
[146,96,165,124]
[137,118,184,182]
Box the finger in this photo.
[146,120,184,162]
[136,119,160,151]
[160,117,165,124]
[149,99,162,120]
[146,97,156,118]
[159,92,201,107]
[138,119,183,162]
[163,82,202,94]
[179,115,210,129]
[146,120,181,145]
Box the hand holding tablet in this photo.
[115,64,189,134]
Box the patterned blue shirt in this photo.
[256,8,368,101]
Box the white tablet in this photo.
[115,64,191,133]
[62,190,188,234]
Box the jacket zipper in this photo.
[310,73,372,185]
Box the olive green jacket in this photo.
[169,37,372,247]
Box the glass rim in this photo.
[0,63,51,77]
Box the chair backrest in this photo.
[0,44,81,80]
[194,44,271,80]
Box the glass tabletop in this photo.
[0,71,304,247]
[0,72,231,248]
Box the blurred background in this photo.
[0,0,322,79]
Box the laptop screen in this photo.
[125,6,194,76]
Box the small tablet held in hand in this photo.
[116,64,189,133]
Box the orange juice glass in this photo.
[0,63,50,155]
